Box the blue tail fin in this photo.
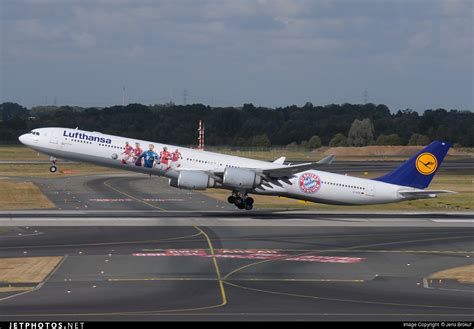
[374,141,451,189]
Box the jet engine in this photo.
[169,171,215,190]
[222,167,261,189]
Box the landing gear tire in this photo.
[228,192,254,210]
[49,165,57,173]
[234,197,244,207]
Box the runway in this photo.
[1,174,473,321]
[0,213,473,320]
[0,210,473,227]
[24,174,235,211]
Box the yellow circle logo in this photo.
[416,152,438,175]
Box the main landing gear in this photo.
[228,192,254,210]
[49,156,58,173]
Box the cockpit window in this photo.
[30,131,40,136]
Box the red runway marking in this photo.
[89,198,133,202]
[142,198,185,202]
[133,249,365,264]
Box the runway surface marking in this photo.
[0,231,44,239]
[432,220,474,223]
[222,232,474,280]
[89,198,185,202]
[192,225,227,308]
[103,179,166,211]
[224,281,474,311]
[141,248,474,255]
[0,232,206,250]
[1,227,473,317]
[89,199,133,202]
[2,230,473,254]
[107,278,365,283]
[0,227,230,317]
[132,249,365,263]
[142,199,185,202]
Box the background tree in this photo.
[250,134,271,147]
[1,102,472,147]
[286,142,299,150]
[308,135,322,149]
[300,140,310,150]
[408,133,430,146]
[376,134,402,145]
[0,102,29,122]
[329,133,348,147]
[347,118,375,146]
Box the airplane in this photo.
[18,127,454,210]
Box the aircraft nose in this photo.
[18,134,27,145]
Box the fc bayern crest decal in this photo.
[299,173,321,193]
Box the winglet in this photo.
[317,155,335,165]
[273,156,286,165]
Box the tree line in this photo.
[0,102,472,147]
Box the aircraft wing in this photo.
[262,155,336,178]
[262,162,325,178]
[398,189,456,199]
[177,155,336,180]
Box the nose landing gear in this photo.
[49,156,58,173]
[227,192,254,210]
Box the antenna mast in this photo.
[198,120,205,150]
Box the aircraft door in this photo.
[49,129,59,144]
[366,184,375,197]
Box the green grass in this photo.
[429,264,474,283]
[0,163,122,178]
[0,228,14,235]
[0,146,50,161]
[0,179,55,210]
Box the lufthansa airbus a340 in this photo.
[19,128,454,210]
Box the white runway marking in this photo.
[431,220,474,223]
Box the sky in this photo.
[0,0,472,112]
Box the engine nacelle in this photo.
[169,171,214,190]
[223,167,261,189]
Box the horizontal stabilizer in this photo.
[399,189,456,199]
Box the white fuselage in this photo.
[19,127,416,205]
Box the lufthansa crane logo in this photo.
[415,152,438,175]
